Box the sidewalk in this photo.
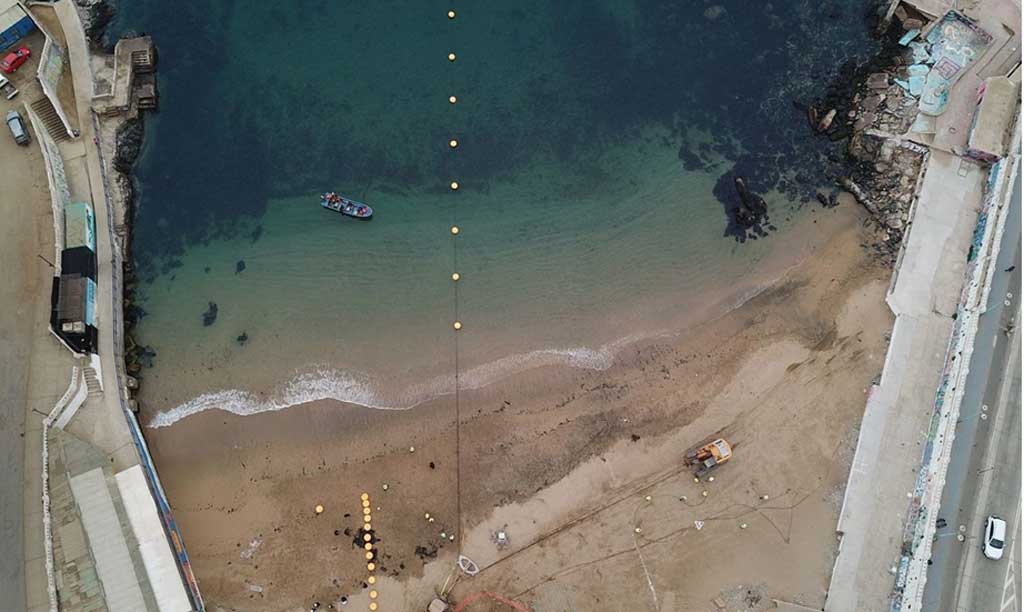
[825,149,985,612]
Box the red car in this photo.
[1,47,30,74]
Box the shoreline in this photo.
[145,202,896,609]
[144,199,844,429]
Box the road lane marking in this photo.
[1000,502,1022,611]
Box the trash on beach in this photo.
[315,504,324,514]
[740,523,748,530]
[424,513,431,520]
[702,490,709,497]
[241,537,262,559]
[409,446,415,453]
[634,527,642,534]
[492,524,510,549]
[644,495,652,502]
[695,520,704,530]
[382,483,389,491]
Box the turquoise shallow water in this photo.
[111,1,881,421]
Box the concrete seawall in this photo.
[826,147,989,611]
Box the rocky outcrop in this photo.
[75,0,114,48]
[113,117,143,173]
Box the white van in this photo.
[984,515,1007,560]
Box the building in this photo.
[966,76,1018,163]
[0,0,34,51]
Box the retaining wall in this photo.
[893,141,1020,610]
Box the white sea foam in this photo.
[149,340,629,428]
[150,275,785,429]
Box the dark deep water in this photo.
[113,0,883,265]
[108,1,890,418]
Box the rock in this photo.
[840,178,880,215]
[807,106,819,130]
[113,117,144,173]
[202,302,218,327]
[75,0,114,47]
[903,18,924,31]
[237,331,248,345]
[235,260,246,274]
[867,73,890,89]
[862,94,884,111]
[817,108,837,132]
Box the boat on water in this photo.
[320,192,373,219]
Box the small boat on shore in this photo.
[320,192,373,219]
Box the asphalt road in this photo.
[922,169,1022,612]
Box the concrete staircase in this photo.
[30,96,70,142]
[83,367,102,397]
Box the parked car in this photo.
[983,515,1007,560]
[6,110,28,145]
[0,76,18,100]
[1,46,30,74]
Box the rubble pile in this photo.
[811,7,937,261]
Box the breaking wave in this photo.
[149,273,783,429]
[148,342,632,428]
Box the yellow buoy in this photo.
[451,272,460,281]
[449,95,457,104]
[364,523,372,530]
[367,562,376,571]
[453,321,462,330]
[364,542,373,551]
[369,603,378,611]
[450,226,460,235]
[370,590,378,599]
[364,514,372,523]
[362,500,370,508]
[363,533,372,542]
[449,139,458,149]
[447,10,456,19]
[360,493,369,501]
[450,181,459,190]
[363,507,371,515]
[314,504,324,514]
[365,551,374,560]
[368,576,377,585]
[448,52,456,62]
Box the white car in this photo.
[983,515,1007,560]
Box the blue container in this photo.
[0,14,34,51]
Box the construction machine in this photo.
[684,438,732,477]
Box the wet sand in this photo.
[144,201,894,610]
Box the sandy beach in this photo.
[143,199,895,611]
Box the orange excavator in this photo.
[684,438,733,477]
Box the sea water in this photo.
[110,0,881,424]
